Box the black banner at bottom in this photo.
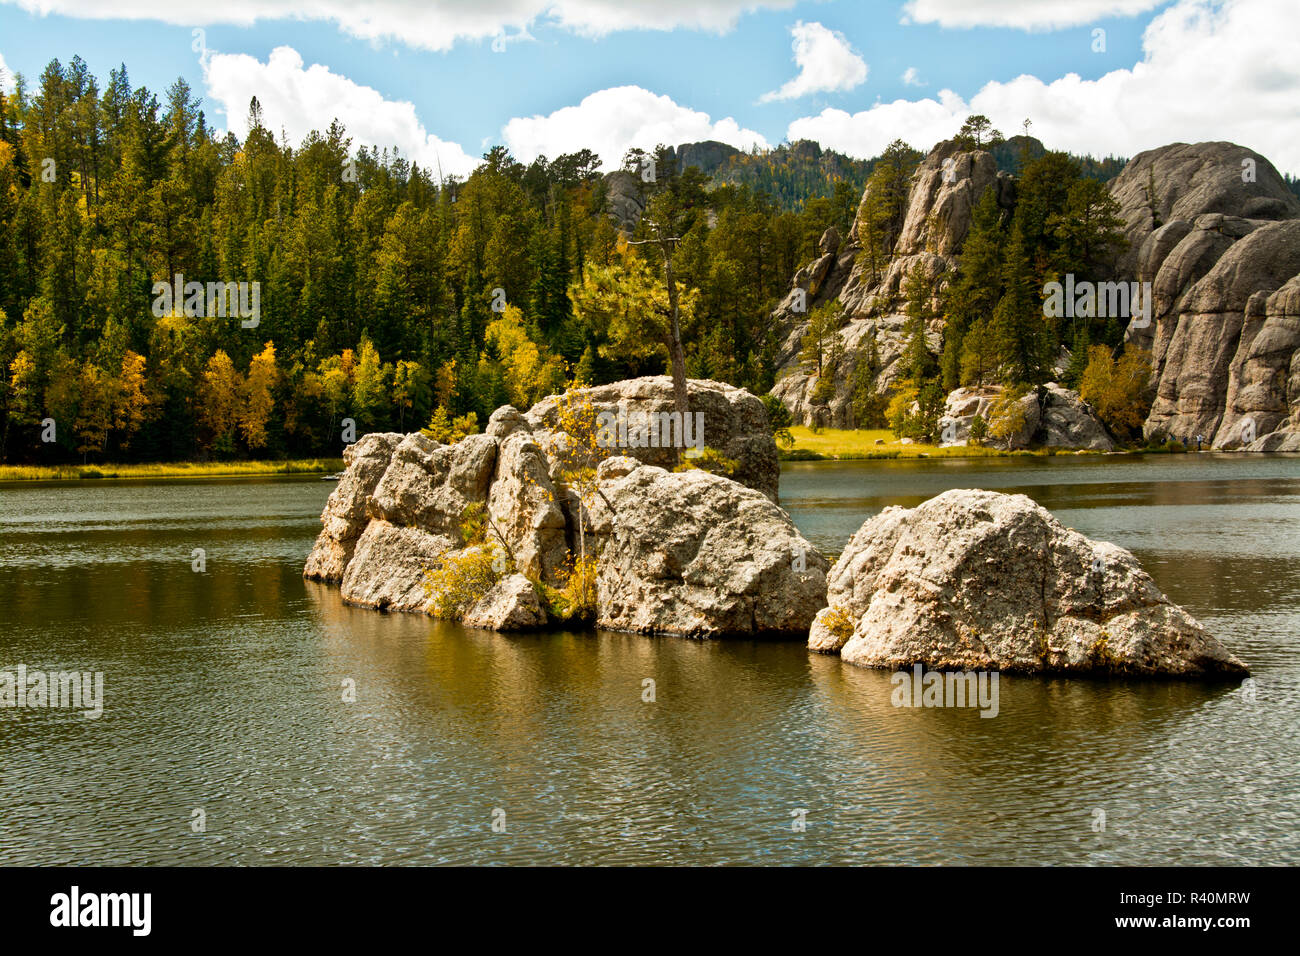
[0,865,1287,942]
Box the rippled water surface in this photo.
[2,453,1298,865]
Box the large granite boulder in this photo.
[335,431,499,612]
[1037,383,1116,450]
[809,489,1247,677]
[367,432,496,536]
[303,432,403,582]
[940,384,1113,450]
[587,458,828,637]
[486,429,569,582]
[525,376,779,501]
[339,520,453,613]
[1109,141,1300,277]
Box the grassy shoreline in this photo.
[779,426,1111,461]
[0,458,345,482]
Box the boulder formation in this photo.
[940,383,1114,451]
[1105,143,1300,448]
[1140,218,1300,445]
[1108,142,1300,278]
[1242,274,1300,450]
[462,574,549,631]
[809,489,1248,677]
[767,137,1300,451]
[301,432,404,582]
[305,378,826,636]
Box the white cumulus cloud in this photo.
[0,0,794,51]
[902,0,1167,31]
[760,20,867,102]
[203,46,478,177]
[503,85,769,169]
[901,66,925,86]
[790,0,1300,175]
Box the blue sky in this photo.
[1,1,1296,175]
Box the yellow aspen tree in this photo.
[73,363,114,460]
[240,342,278,450]
[113,350,150,447]
[198,350,244,452]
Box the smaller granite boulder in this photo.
[813,489,1247,677]
[462,574,548,631]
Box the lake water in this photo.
[2,453,1298,865]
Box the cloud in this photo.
[203,46,478,177]
[0,0,794,51]
[0,52,15,94]
[503,85,768,168]
[789,0,1300,175]
[760,20,867,102]
[901,66,925,86]
[901,0,1167,30]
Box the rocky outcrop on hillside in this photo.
[1141,218,1300,445]
[840,144,1014,319]
[304,378,826,636]
[668,141,740,177]
[767,137,1300,449]
[770,140,1014,427]
[604,169,645,235]
[1108,142,1300,278]
[603,141,743,235]
[809,490,1247,677]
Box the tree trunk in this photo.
[659,239,690,422]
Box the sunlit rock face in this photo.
[811,489,1248,678]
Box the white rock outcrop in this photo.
[305,379,809,635]
[810,489,1247,677]
[587,458,829,637]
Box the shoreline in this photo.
[779,425,1180,461]
[0,459,345,483]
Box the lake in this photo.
[2,453,1298,865]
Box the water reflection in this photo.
[0,457,1297,865]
